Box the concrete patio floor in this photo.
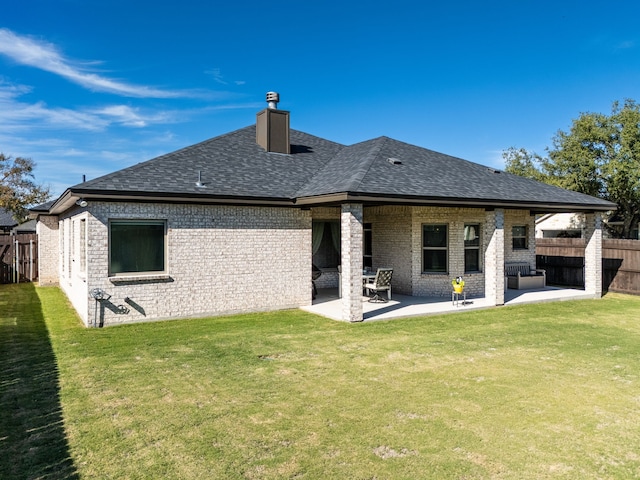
[301,286,595,322]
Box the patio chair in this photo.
[364,268,393,303]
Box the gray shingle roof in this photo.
[74,127,343,200]
[296,136,615,209]
[0,208,18,228]
[58,124,615,212]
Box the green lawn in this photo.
[2,284,640,479]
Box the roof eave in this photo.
[295,192,617,212]
[46,189,296,214]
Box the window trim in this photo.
[108,219,168,277]
[422,223,448,274]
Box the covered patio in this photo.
[302,286,595,322]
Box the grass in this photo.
[2,284,640,479]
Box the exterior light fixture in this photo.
[76,199,88,207]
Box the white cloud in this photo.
[93,105,166,127]
[0,28,207,98]
[205,67,246,87]
[0,81,179,131]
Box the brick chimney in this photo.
[256,92,290,154]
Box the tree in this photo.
[502,147,547,183]
[0,153,50,222]
[503,100,640,239]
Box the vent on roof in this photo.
[256,92,290,154]
[388,157,403,165]
[488,167,501,174]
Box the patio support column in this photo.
[584,212,603,297]
[484,208,505,306]
[341,203,364,322]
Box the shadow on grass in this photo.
[0,283,79,480]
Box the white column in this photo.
[584,212,603,297]
[340,204,364,322]
[484,209,505,306]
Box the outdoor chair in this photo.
[505,261,546,290]
[364,268,393,303]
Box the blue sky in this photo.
[2,0,639,199]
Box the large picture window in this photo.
[512,225,528,250]
[109,220,166,275]
[464,224,481,272]
[423,224,448,273]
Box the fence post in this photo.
[14,238,19,283]
[29,239,34,281]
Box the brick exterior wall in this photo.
[504,210,537,265]
[365,206,412,295]
[411,206,490,297]
[36,214,59,286]
[43,198,548,326]
[58,202,311,327]
[311,205,535,314]
[484,209,505,305]
[340,204,364,322]
[584,212,603,297]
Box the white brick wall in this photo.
[36,214,59,286]
[314,205,529,303]
[584,212,603,297]
[340,204,364,322]
[411,206,490,297]
[59,202,311,326]
[484,209,505,305]
[44,199,548,326]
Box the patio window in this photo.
[512,225,528,250]
[109,220,166,275]
[422,224,448,273]
[363,223,372,269]
[464,224,481,272]
[312,221,340,268]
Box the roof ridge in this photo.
[343,136,388,191]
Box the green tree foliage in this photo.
[503,100,640,239]
[0,153,50,222]
[502,147,547,183]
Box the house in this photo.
[32,93,616,326]
[0,208,36,235]
[0,209,17,234]
[536,213,638,240]
[536,213,585,238]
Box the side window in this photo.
[423,224,448,273]
[512,225,528,250]
[79,218,87,274]
[464,224,481,272]
[109,220,166,275]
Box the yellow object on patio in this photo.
[452,277,465,293]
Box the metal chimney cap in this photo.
[266,91,279,109]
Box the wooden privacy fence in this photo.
[0,233,38,284]
[536,238,640,295]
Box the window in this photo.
[312,221,340,268]
[79,218,87,274]
[109,220,166,275]
[423,224,448,273]
[363,223,372,269]
[512,225,528,250]
[464,224,481,272]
